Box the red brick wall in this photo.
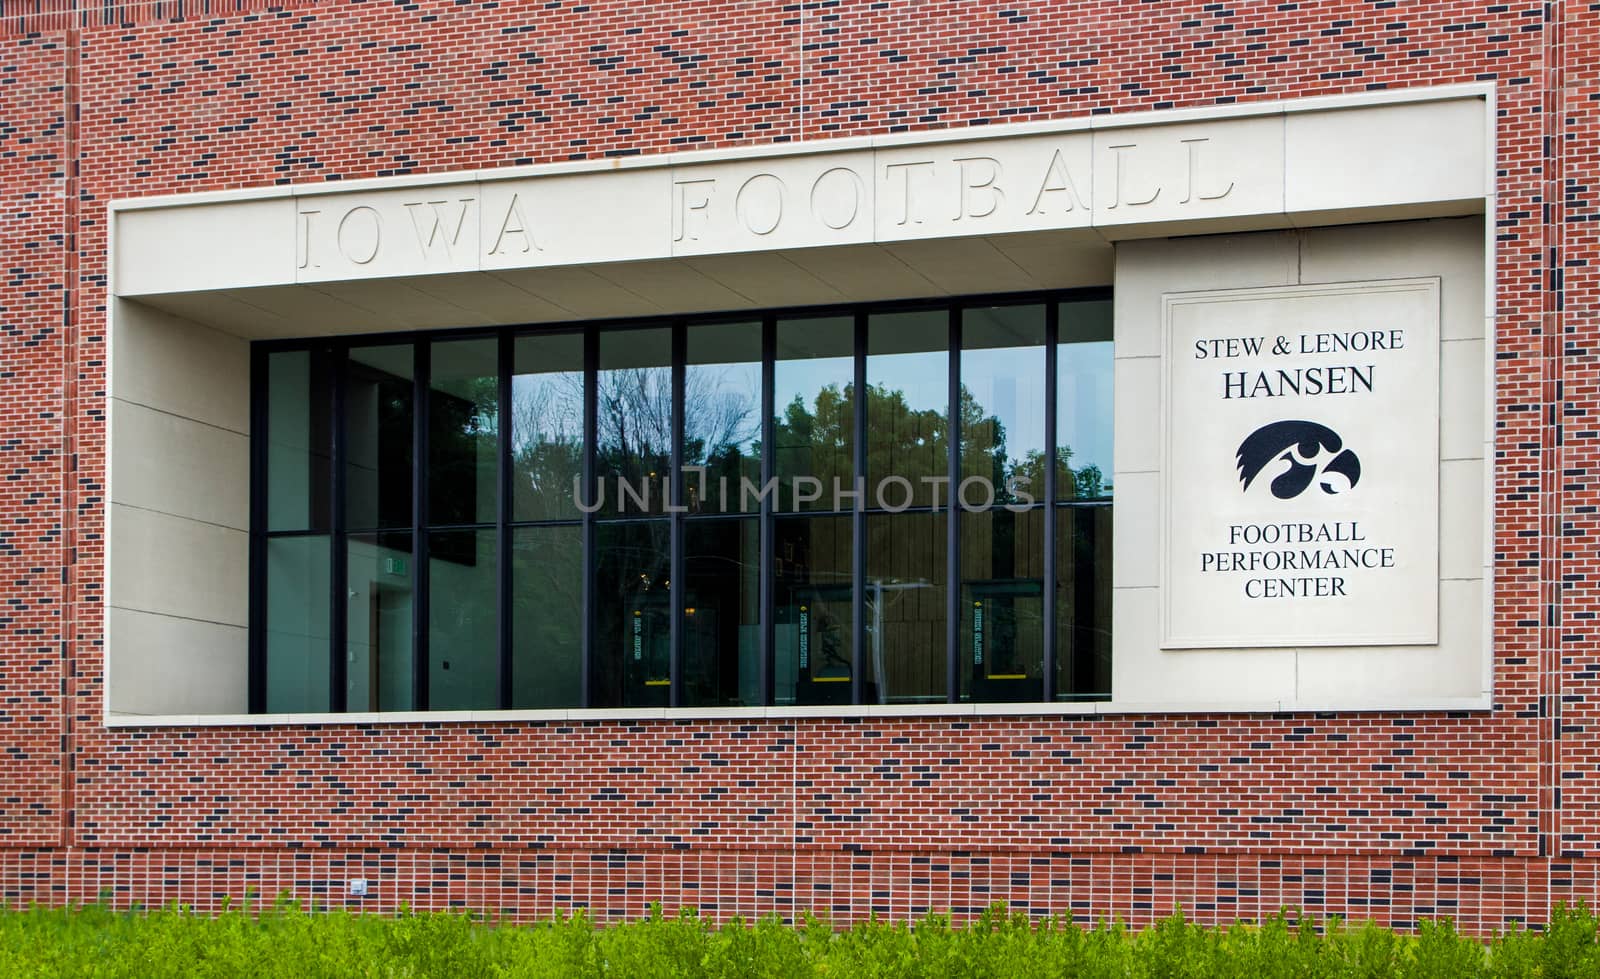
[0,0,1593,931]
[0,30,67,848]
[1550,0,1600,861]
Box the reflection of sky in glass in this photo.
[510,334,585,522]
[868,310,944,415]
[686,361,761,457]
[500,315,1112,493]
[1059,340,1114,481]
[597,328,672,452]
[686,322,762,461]
[775,358,849,414]
[868,353,944,413]
[1060,300,1114,486]
[510,372,583,446]
[775,318,853,425]
[511,333,583,455]
[868,311,946,507]
[770,330,1111,481]
[962,344,1045,463]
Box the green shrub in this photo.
[0,897,1593,977]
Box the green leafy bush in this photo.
[0,896,1593,978]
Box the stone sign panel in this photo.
[1161,279,1441,648]
[111,91,1490,300]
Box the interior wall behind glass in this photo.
[592,520,672,707]
[345,344,414,531]
[429,338,499,527]
[960,507,1044,703]
[346,531,414,711]
[511,524,583,709]
[428,528,498,710]
[773,514,853,704]
[684,322,762,514]
[1056,504,1113,700]
[867,311,948,509]
[774,317,854,513]
[264,534,331,712]
[597,329,672,517]
[682,517,760,706]
[864,511,947,704]
[266,349,332,532]
[512,332,585,522]
[1057,300,1114,501]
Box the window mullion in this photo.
[669,323,686,708]
[497,330,514,710]
[852,312,867,707]
[946,305,960,704]
[329,345,349,713]
[253,290,1101,716]
[413,341,432,711]
[759,315,775,707]
[581,327,598,708]
[1042,302,1060,703]
[247,346,268,714]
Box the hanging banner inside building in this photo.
[1162,278,1441,649]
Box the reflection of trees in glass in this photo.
[1004,448,1107,502]
[508,366,1106,513]
[772,381,1106,507]
[685,364,762,511]
[595,366,670,511]
[429,372,497,536]
[775,382,854,509]
[511,371,583,519]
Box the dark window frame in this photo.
[249,288,1113,713]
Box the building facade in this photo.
[0,0,1594,932]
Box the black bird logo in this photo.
[1235,420,1362,500]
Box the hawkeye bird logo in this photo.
[1235,420,1362,500]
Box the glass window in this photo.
[773,513,853,705]
[682,518,760,706]
[266,349,332,533]
[960,508,1044,702]
[346,531,414,711]
[596,329,672,517]
[511,333,585,523]
[962,305,1046,505]
[1057,300,1114,501]
[685,322,762,514]
[429,338,499,527]
[256,292,1113,713]
[264,534,331,712]
[1056,504,1112,700]
[592,521,672,707]
[427,528,498,710]
[867,310,947,509]
[865,511,946,704]
[511,525,583,709]
[345,344,414,532]
[774,316,853,513]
